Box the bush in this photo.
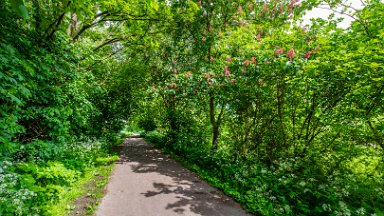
[144,131,166,146]
[0,137,116,215]
[0,160,39,216]
[138,116,157,132]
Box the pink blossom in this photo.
[288,2,294,9]
[185,72,191,78]
[226,57,232,62]
[151,86,155,91]
[244,59,250,66]
[230,79,236,83]
[208,81,214,86]
[251,56,257,64]
[304,51,311,59]
[287,48,295,61]
[205,73,210,79]
[275,48,284,55]
[257,33,261,41]
[210,56,214,61]
[225,70,231,76]
[201,37,206,42]
[262,6,268,12]
[288,11,293,17]
[237,6,242,13]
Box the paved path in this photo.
[96,138,251,216]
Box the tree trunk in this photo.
[209,91,217,150]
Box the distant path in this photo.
[95,138,251,216]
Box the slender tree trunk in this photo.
[209,91,218,150]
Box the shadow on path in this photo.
[96,138,251,216]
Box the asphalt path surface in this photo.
[95,138,251,216]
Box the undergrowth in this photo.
[144,131,384,216]
[0,137,120,216]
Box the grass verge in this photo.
[46,154,119,216]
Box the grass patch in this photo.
[46,156,118,216]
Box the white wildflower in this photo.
[338,201,347,209]
[322,203,331,211]
[284,205,291,212]
[356,207,365,215]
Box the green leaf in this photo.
[10,0,29,19]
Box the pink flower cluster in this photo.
[185,72,192,78]
[237,6,242,13]
[276,48,284,55]
[251,57,257,64]
[224,66,231,76]
[244,59,250,66]
[287,48,295,61]
[304,51,311,59]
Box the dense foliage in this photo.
[0,0,146,214]
[1,0,383,215]
[142,0,384,215]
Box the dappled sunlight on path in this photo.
[95,138,251,216]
